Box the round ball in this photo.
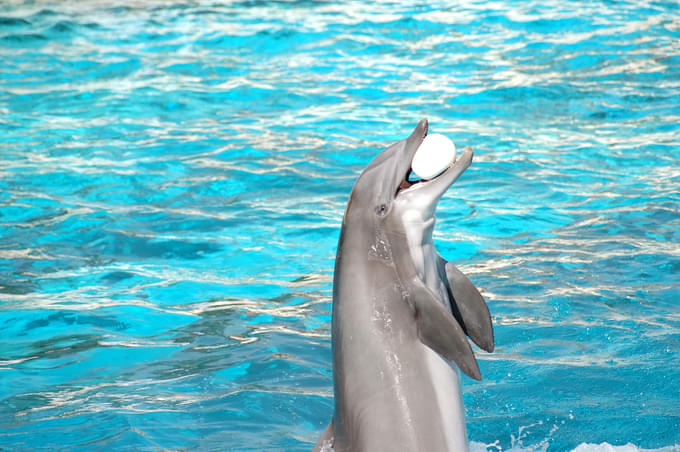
[411,133,456,180]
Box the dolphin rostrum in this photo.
[314,119,494,452]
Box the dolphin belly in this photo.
[422,343,468,451]
[334,341,466,452]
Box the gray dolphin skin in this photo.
[314,119,494,452]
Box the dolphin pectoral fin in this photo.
[410,283,482,380]
[440,257,495,353]
[312,420,334,452]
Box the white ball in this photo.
[411,133,457,180]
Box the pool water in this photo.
[1,1,679,450]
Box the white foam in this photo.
[469,442,680,452]
[316,440,679,452]
[572,444,680,452]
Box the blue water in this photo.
[1,1,679,450]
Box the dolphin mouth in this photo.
[397,130,429,193]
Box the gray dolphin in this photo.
[314,119,494,452]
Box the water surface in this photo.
[1,1,679,450]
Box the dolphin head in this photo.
[346,118,473,232]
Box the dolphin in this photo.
[314,119,494,452]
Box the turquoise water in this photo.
[1,0,679,450]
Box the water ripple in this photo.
[1,0,679,450]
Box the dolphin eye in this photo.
[375,204,388,217]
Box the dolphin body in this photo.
[314,119,494,452]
